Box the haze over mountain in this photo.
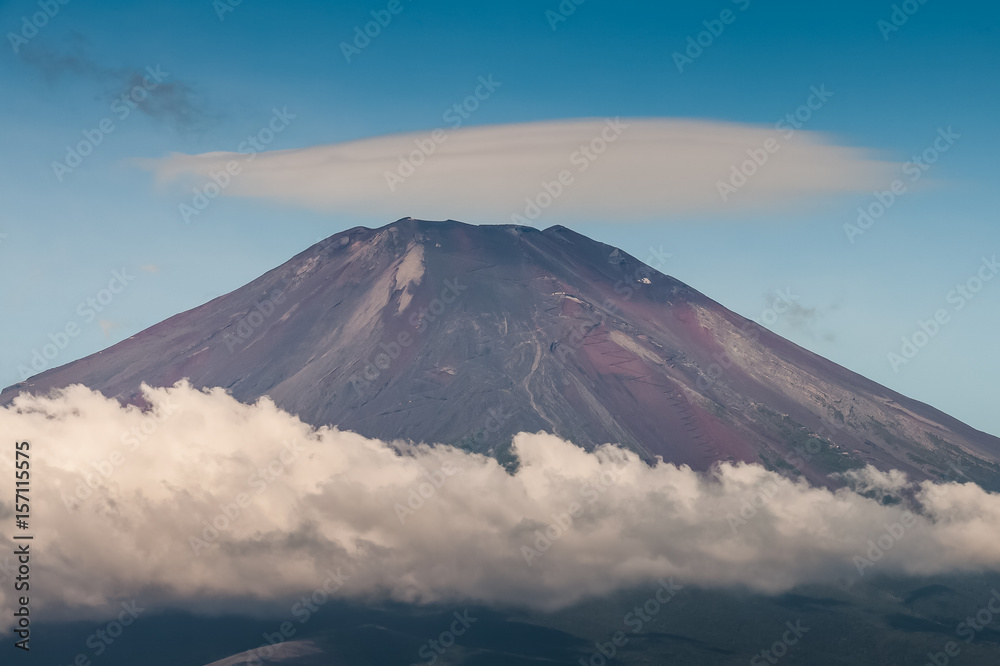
[4,218,999,488]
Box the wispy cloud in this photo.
[762,291,840,342]
[20,33,215,132]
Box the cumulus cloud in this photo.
[2,382,1000,632]
[142,119,899,222]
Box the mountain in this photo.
[4,218,999,487]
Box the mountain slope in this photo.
[4,218,999,487]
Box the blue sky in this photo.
[1,0,998,435]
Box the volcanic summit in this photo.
[4,218,999,487]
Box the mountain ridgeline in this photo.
[4,218,999,488]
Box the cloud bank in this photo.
[144,118,898,222]
[2,382,1000,632]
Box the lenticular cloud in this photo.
[2,382,1000,631]
[143,118,899,221]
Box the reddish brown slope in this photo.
[4,219,999,487]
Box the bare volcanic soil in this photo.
[4,218,999,488]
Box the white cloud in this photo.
[141,118,899,222]
[2,382,999,632]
